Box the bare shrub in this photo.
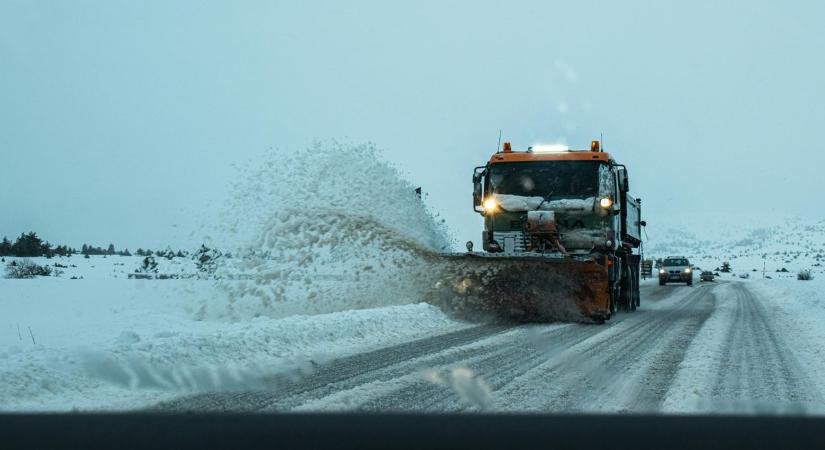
[798,269,814,281]
[5,260,53,278]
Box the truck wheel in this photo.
[610,286,619,315]
[659,279,665,286]
[620,265,636,312]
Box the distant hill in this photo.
[642,213,825,276]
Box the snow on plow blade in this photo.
[428,253,610,323]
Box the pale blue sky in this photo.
[2,1,823,249]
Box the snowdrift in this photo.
[199,141,453,320]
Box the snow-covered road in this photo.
[158,281,822,413]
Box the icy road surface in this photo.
[158,281,823,414]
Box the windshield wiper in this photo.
[534,190,554,211]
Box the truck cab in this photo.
[472,141,641,258]
[469,140,644,316]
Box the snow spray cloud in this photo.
[199,141,453,320]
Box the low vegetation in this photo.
[798,269,814,281]
[5,260,53,279]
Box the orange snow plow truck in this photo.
[433,141,645,323]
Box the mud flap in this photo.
[428,253,610,323]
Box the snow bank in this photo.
[748,278,825,407]
[197,141,453,320]
[0,278,465,411]
[663,280,825,414]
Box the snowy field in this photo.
[2,144,466,411]
[0,256,468,411]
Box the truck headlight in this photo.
[599,197,613,209]
[483,198,499,214]
[659,269,665,274]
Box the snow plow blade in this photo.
[428,253,611,323]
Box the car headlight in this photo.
[483,198,499,214]
[684,268,692,273]
[599,197,613,209]
[659,269,665,274]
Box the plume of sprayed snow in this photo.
[198,141,453,320]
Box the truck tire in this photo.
[609,286,619,315]
[620,263,636,312]
[659,279,665,286]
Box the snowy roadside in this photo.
[0,278,467,412]
[747,278,825,406]
[662,279,825,414]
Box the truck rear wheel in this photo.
[619,263,636,312]
[609,286,619,315]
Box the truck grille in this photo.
[494,231,528,253]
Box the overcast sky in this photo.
[2,0,823,249]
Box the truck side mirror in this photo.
[472,167,485,212]
[618,168,629,193]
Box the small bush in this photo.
[798,269,814,281]
[193,244,222,278]
[136,256,159,274]
[5,260,53,278]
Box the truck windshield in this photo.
[487,161,601,198]
[664,259,689,266]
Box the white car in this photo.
[659,256,693,286]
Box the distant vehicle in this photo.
[659,256,693,286]
[700,271,715,282]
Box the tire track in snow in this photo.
[709,282,820,412]
[157,283,729,413]
[276,283,692,411]
[157,323,512,412]
[491,284,715,412]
